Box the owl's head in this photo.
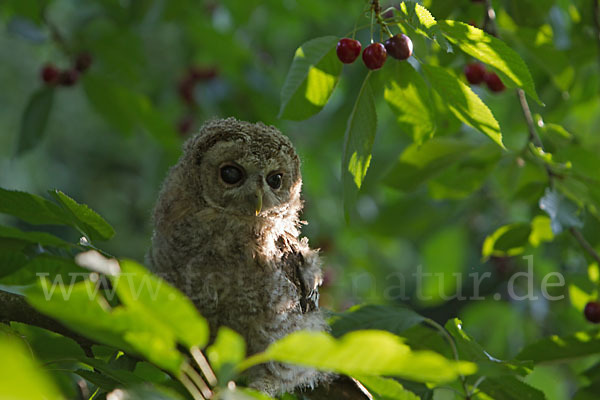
[173,118,302,219]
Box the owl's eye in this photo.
[266,173,283,189]
[220,165,244,184]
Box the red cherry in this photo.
[362,43,387,70]
[336,38,362,64]
[177,115,194,136]
[58,69,79,86]
[584,301,600,323]
[384,34,413,60]
[41,64,59,85]
[178,77,196,105]
[464,63,486,85]
[484,71,505,92]
[75,52,93,73]
[190,66,218,81]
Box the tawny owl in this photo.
[147,117,331,395]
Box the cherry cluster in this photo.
[336,33,413,70]
[464,62,505,93]
[40,53,92,87]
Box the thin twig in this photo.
[570,227,600,265]
[178,373,206,400]
[424,318,469,398]
[483,0,600,273]
[190,346,218,387]
[183,363,213,399]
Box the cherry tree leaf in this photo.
[279,36,342,120]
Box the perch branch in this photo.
[0,289,95,356]
[569,227,600,265]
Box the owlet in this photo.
[148,117,330,395]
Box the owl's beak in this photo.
[255,191,263,216]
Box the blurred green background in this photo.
[1,1,600,398]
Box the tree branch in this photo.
[481,1,600,265]
[0,289,95,356]
[569,227,600,266]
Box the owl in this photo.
[147,117,331,395]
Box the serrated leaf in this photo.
[0,188,70,226]
[239,330,476,383]
[482,223,532,260]
[330,304,425,338]
[423,64,504,148]
[438,20,541,104]
[479,375,546,400]
[0,225,72,249]
[397,2,452,52]
[516,330,600,364]
[50,190,115,241]
[357,376,420,400]
[539,188,583,234]
[445,318,532,377]
[384,137,476,191]
[383,61,436,144]
[0,250,28,278]
[16,87,54,155]
[279,36,341,120]
[342,73,377,219]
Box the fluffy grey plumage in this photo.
[148,117,330,395]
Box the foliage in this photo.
[1,0,600,399]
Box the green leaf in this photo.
[279,36,342,120]
[9,322,86,363]
[0,224,72,248]
[0,188,70,226]
[82,74,143,135]
[528,216,554,247]
[207,327,246,382]
[1,255,87,286]
[396,2,452,52]
[16,87,54,155]
[0,250,28,278]
[217,387,276,400]
[539,188,583,234]
[420,226,468,306]
[428,144,501,199]
[383,61,436,144]
[50,190,115,241]
[239,330,476,383]
[25,276,185,374]
[116,260,210,350]
[384,137,476,191]
[445,318,532,378]
[438,20,542,104]
[423,64,504,148]
[342,73,377,218]
[357,376,420,400]
[516,330,600,364]
[0,337,64,400]
[482,223,532,260]
[329,304,425,338]
[478,375,546,400]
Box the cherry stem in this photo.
[482,0,600,271]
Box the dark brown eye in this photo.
[266,173,282,189]
[220,165,243,184]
